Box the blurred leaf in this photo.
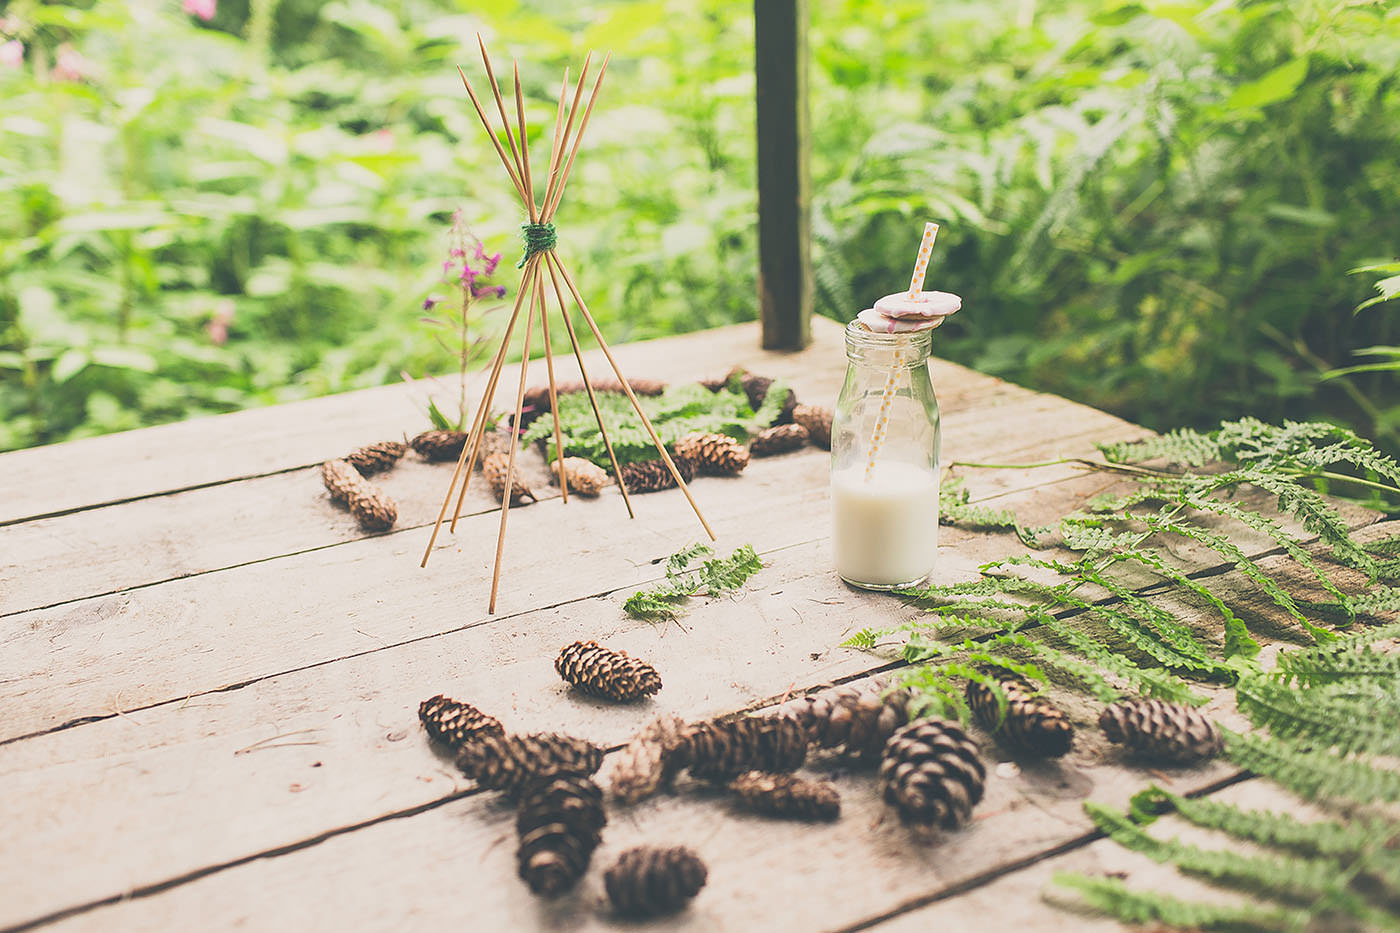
[1227,58,1309,111]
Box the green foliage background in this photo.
[1,0,1397,451]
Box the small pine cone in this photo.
[1099,699,1222,763]
[698,375,728,393]
[555,640,662,703]
[741,373,798,425]
[411,429,468,461]
[967,680,1074,758]
[320,459,397,531]
[418,694,504,750]
[750,423,810,457]
[456,732,605,796]
[729,772,840,821]
[619,456,695,494]
[477,424,518,466]
[482,452,536,505]
[515,774,606,897]
[551,457,610,496]
[676,714,807,780]
[610,714,688,804]
[880,719,987,828]
[777,682,912,761]
[793,404,833,449]
[605,846,707,918]
[344,440,406,476]
[673,432,749,476]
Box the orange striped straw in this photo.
[865,222,939,482]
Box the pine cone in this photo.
[619,456,695,494]
[345,440,406,476]
[1099,699,1222,763]
[673,433,749,476]
[793,404,833,450]
[551,457,610,496]
[698,375,728,393]
[418,694,504,750]
[515,774,606,897]
[555,640,662,702]
[675,714,807,780]
[777,682,912,761]
[750,423,810,457]
[411,429,469,461]
[967,680,1074,758]
[477,424,518,466]
[880,719,986,828]
[729,771,840,821]
[610,714,688,804]
[604,846,707,918]
[456,732,605,796]
[320,459,397,532]
[741,372,797,425]
[482,452,537,505]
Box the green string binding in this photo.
[518,222,557,268]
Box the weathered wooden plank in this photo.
[0,321,875,526]
[0,391,1138,744]
[35,667,1243,933]
[859,778,1314,933]
[0,467,1145,930]
[754,0,813,350]
[0,345,1026,618]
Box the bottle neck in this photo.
[844,320,932,370]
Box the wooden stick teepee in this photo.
[421,39,716,613]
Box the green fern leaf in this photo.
[1224,730,1400,804]
[1050,873,1305,931]
[1097,428,1222,467]
[1235,675,1400,756]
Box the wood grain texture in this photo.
[0,321,869,526]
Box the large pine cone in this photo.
[411,429,469,461]
[456,732,605,796]
[477,424,518,466]
[674,714,808,780]
[673,433,749,476]
[604,846,707,918]
[555,641,662,702]
[418,694,504,750]
[482,452,536,505]
[515,774,606,897]
[1099,699,1222,763]
[793,404,833,450]
[551,457,610,496]
[619,456,695,494]
[750,423,809,457]
[967,680,1074,758]
[777,682,912,762]
[345,440,406,476]
[729,771,840,821]
[610,714,688,804]
[320,459,397,531]
[880,719,986,828]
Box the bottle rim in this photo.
[844,319,932,364]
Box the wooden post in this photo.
[754,0,813,351]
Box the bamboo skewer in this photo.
[423,40,717,609]
[489,294,537,613]
[545,255,635,518]
[548,251,715,540]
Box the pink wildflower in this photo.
[205,301,234,345]
[183,0,218,22]
[51,43,90,82]
[0,40,22,70]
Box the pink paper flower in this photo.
[0,40,22,70]
[183,0,218,22]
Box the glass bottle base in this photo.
[837,571,930,592]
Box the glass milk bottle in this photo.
[830,321,941,590]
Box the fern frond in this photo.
[1273,621,1400,684]
[1109,547,1260,659]
[1346,586,1400,617]
[1130,786,1398,860]
[1223,730,1400,804]
[1235,675,1400,757]
[1050,873,1305,931]
[1098,428,1221,467]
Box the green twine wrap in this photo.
[517,222,557,268]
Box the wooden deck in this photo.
[0,318,1383,931]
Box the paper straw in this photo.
[865,223,939,482]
